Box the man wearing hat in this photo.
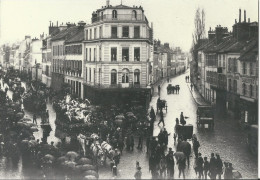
[166,148,175,178]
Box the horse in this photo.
[90,141,105,166]
[101,141,115,162]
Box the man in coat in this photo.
[166,148,175,178]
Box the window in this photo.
[112,10,117,18]
[90,29,92,39]
[250,63,253,75]
[242,83,246,95]
[233,80,237,93]
[111,69,117,84]
[86,68,88,81]
[89,68,91,82]
[250,84,253,97]
[99,26,102,38]
[94,28,97,39]
[228,79,232,91]
[233,58,237,72]
[86,48,88,61]
[134,47,140,61]
[134,26,140,38]
[243,62,247,74]
[134,69,140,84]
[99,46,102,61]
[94,48,96,61]
[122,68,129,83]
[122,48,129,61]
[86,30,88,40]
[228,58,232,72]
[122,26,129,37]
[90,48,91,61]
[132,10,137,19]
[111,48,117,61]
[111,26,117,38]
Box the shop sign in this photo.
[242,77,255,84]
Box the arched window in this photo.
[111,69,117,84]
[250,84,253,97]
[242,83,246,95]
[122,68,129,83]
[134,69,140,84]
[132,10,137,19]
[112,10,117,18]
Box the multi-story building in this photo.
[83,1,153,105]
[51,23,83,92]
[31,36,44,81]
[42,22,60,87]
[18,36,31,73]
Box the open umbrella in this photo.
[16,112,24,119]
[115,114,125,119]
[29,140,37,147]
[174,152,185,160]
[84,175,97,180]
[21,139,29,145]
[66,151,79,161]
[64,161,77,170]
[44,154,55,161]
[80,164,96,171]
[83,170,98,178]
[78,158,92,165]
[21,118,31,122]
[115,119,123,125]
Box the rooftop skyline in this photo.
[0,0,258,51]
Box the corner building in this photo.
[83,3,153,105]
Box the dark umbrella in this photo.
[83,170,98,178]
[78,158,92,165]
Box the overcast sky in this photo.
[0,0,258,51]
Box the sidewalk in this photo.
[186,82,210,106]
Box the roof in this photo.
[204,36,234,53]
[96,4,143,12]
[65,28,84,44]
[51,26,80,41]
[238,40,258,62]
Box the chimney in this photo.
[57,21,58,26]
[248,18,250,23]
[244,10,246,22]
[52,22,53,27]
[106,0,109,7]
[164,43,169,49]
[239,9,241,23]
[235,19,237,24]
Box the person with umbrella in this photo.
[134,166,142,179]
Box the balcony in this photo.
[92,14,147,23]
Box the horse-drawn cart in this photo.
[157,99,167,113]
[197,105,214,129]
[175,124,193,140]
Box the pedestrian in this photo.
[159,155,167,178]
[209,153,217,179]
[137,131,143,150]
[156,97,161,113]
[224,163,233,179]
[150,137,158,154]
[112,164,117,177]
[182,139,191,167]
[150,106,156,122]
[185,76,187,82]
[203,157,210,179]
[158,129,164,146]
[158,110,165,126]
[173,133,177,143]
[193,139,200,158]
[177,157,186,179]
[33,114,37,125]
[197,153,204,179]
[158,85,161,96]
[134,166,142,179]
[136,161,140,170]
[130,135,134,151]
[146,136,150,154]
[149,153,157,179]
[46,110,49,123]
[162,128,170,147]
[188,76,189,82]
[166,148,175,178]
[191,83,193,91]
[215,154,223,179]
[113,149,120,166]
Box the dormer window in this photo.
[132,10,137,19]
[112,10,117,19]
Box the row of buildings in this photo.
[0,1,189,106]
[191,9,258,125]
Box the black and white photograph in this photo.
[0,0,258,179]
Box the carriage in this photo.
[196,105,214,129]
[167,84,180,94]
[175,124,193,140]
[157,99,167,113]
